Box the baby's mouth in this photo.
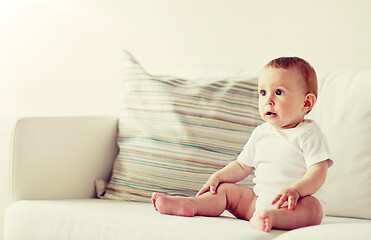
[265,111,277,117]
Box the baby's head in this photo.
[258,57,318,129]
[265,57,318,98]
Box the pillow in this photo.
[308,70,371,219]
[102,51,262,202]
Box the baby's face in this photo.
[258,67,308,129]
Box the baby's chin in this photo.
[262,116,303,129]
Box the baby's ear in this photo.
[304,93,316,112]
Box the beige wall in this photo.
[1,0,370,116]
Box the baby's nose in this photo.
[266,97,274,106]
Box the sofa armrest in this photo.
[1,115,118,201]
[0,116,18,238]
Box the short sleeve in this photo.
[236,126,259,168]
[300,124,333,168]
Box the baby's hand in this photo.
[196,173,221,196]
[272,187,300,210]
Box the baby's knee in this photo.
[217,183,236,194]
[301,196,323,225]
[216,183,249,198]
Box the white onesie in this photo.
[237,119,333,215]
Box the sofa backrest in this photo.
[308,70,371,219]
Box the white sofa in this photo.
[1,62,371,239]
[1,114,370,240]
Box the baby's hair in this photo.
[265,57,318,98]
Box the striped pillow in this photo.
[103,51,263,202]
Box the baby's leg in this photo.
[250,196,323,232]
[152,183,256,219]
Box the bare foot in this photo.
[250,211,273,232]
[151,192,197,217]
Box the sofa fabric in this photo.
[308,70,371,219]
[5,199,370,240]
[5,200,285,240]
[103,51,263,202]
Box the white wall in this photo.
[1,0,370,116]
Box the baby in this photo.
[151,57,333,232]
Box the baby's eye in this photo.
[275,89,284,96]
[260,90,266,96]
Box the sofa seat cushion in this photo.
[4,199,285,240]
[275,222,371,240]
[6,200,371,240]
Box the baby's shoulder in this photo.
[299,119,323,138]
[255,122,271,130]
[252,122,272,135]
[296,120,329,151]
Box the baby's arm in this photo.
[272,160,330,210]
[196,160,254,196]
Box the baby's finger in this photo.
[196,185,209,196]
[288,196,296,210]
[209,178,221,194]
[271,194,282,205]
[276,195,288,209]
[210,183,219,194]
